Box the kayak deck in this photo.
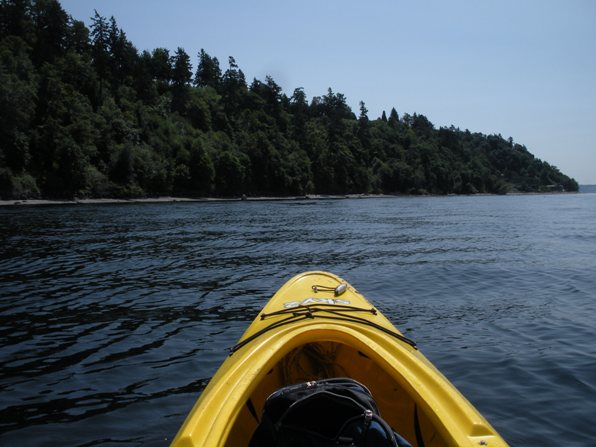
[171,271,508,447]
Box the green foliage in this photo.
[0,0,579,199]
[0,35,37,172]
[0,167,40,199]
[215,150,249,196]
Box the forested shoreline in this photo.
[0,0,579,200]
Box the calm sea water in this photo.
[1,194,595,447]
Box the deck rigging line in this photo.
[229,304,417,354]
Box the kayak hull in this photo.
[171,271,508,447]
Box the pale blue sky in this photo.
[60,0,596,184]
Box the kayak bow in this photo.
[171,271,509,447]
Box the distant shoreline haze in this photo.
[0,0,579,200]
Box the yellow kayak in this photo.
[171,271,509,447]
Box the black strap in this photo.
[246,398,260,423]
[414,405,426,447]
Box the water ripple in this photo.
[1,195,596,446]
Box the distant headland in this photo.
[0,1,579,201]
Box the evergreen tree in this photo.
[290,87,309,142]
[171,47,191,86]
[0,0,35,44]
[150,47,171,93]
[357,101,370,149]
[89,10,108,99]
[31,0,68,64]
[388,107,399,127]
[134,50,156,103]
[194,48,221,90]
[221,56,247,117]
[171,47,192,113]
[67,18,89,55]
[106,16,137,87]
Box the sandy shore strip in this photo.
[0,197,204,206]
[0,194,387,207]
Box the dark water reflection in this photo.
[1,194,596,446]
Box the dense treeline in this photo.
[0,0,578,199]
